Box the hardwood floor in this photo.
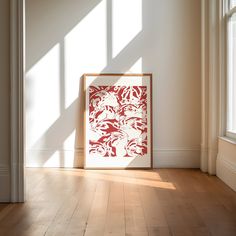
[0,168,236,236]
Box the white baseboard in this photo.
[26,148,201,169]
[217,155,236,192]
[0,165,10,202]
[153,149,200,168]
[26,149,84,168]
[0,166,9,175]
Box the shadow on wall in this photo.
[25,0,201,167]
[26,0,145,167]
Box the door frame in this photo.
[10,0,25,202]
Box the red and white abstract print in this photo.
[89,86,148,158]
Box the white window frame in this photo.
[226,0,236,140]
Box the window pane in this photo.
[230,0,236,9]
[227,13,236,133]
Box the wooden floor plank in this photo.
[124,182,148,235]
[84,179,110,236]
[104,182,125,236]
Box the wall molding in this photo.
[217,154,236,191]
[201,0,221,174]
[201,0,209,173]
[25,148,200,169]
[0,165,10,202]
[153,148,200,168]
[10,0,25,202]
[0,166,10,176]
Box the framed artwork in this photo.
[84,73,153,169]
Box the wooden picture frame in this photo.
[84,73,153,169]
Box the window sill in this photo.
[219,136,236,145]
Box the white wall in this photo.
[0,0,11,201]
[25,0,201,168]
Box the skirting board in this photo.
[26,149,84,168]
[153,149,200,168]
[216,155,236,192]
[26,148,200,168]
[0,165,11,202]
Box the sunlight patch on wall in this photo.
[26,44,60,149]
[43,151,60,167]
[42,151,76,167]
[112,0,142,58]
[64,0,107,109]
[63,130,76,150]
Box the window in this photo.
[230,0,236,8]
[227,0,236,139]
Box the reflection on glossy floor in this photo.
[0,168,236,236]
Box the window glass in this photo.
[230,0,236,9]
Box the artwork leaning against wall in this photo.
[83,74,153,169]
